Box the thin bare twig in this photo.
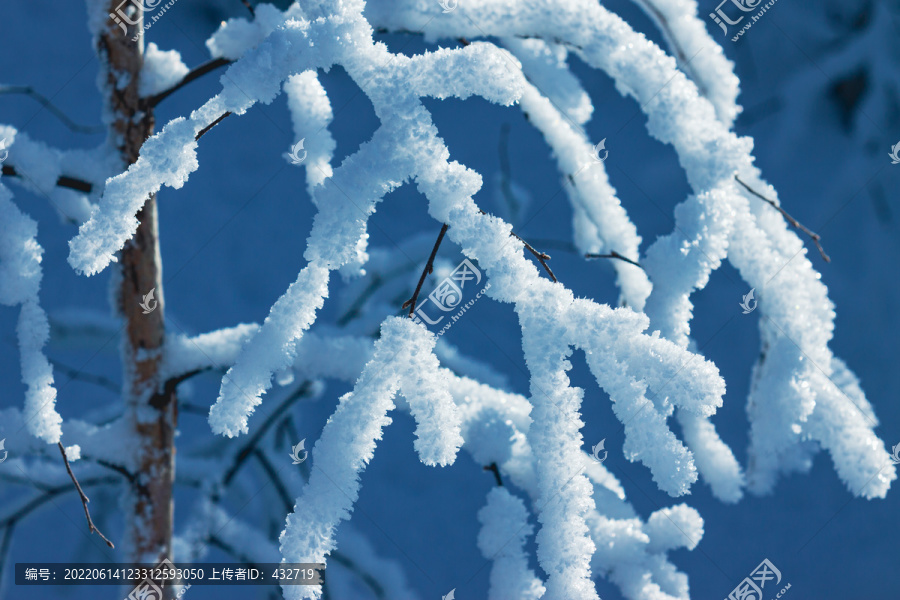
[402,223,449,316]
[511,231,557,282]
[195,112,232,141]
[735,175,830,262]
[585,251,643,269]
[0,85,104,134]
[476,209,558,282]
[57,443,115,548]
[483,463,504,487]
[146,57,233,107]
[94,459,137,484]
[240,0,255,16]
[1,165,93,193]
[0,476,116,585]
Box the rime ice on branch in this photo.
[41,0,896,599]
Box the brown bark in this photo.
[98,3,176,592]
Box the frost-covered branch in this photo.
[477,488,545,600]
[146,56,233,107]
[279,318,462,597]
[0,181,61,444]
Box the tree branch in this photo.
[195,112,232,141]
[1,165,94,193]
[146,57,233,107]
[475,209,558,281]
[0,85,104,134]
[57,443,115,548]
[402,223,449,316]
[585,251,643,269]
[511,230,557,282]
[483,462,504,487]
[735,175,830,262]
[94,459,137,484]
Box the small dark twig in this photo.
[0,85,104,134]
[2,165,93,193]
[585,251,644,270]
[57,443,115,548]
[240,0,255,16]
[483,463,504,487]
[510,231,557,282]
[402,223,449,316]
[458,37,470,46]
[94,459,137,484]
[146,57,233,107]
[735,175,830,262]
[195,112,232,141]
[477,209,558,282]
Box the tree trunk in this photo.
[98,3,176,595]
